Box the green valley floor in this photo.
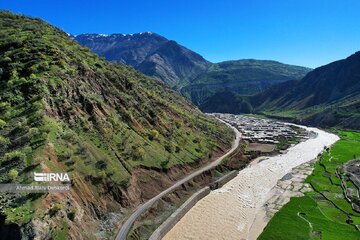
[258,131,360,240]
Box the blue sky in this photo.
[1,0,360,68]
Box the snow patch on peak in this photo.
[139,32,153,35]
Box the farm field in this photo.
[259,131,360,240]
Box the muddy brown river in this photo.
[163,125,339,240]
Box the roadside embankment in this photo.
[210,170,238,190]
[148,187,210,240]
[148,170,239,240]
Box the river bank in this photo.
[163,126,339,240]
[248,159,316,239]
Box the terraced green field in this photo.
[259,131,360,240]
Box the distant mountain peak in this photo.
[74,31,163,38]
[139,31,155,35]
[73,32,210,87]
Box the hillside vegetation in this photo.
[256,52,360,129]
[181,59,310,106]
[0,11,233,239]
[211,52,360,130]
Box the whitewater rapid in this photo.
[163,126,339,240]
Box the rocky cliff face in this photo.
[0,11,233,239]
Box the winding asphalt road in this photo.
[115,118,241,240]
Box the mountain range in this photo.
[203,51,360,129]
[73,33,311,104]
[74,32,360,130]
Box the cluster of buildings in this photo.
[210,113,309,144]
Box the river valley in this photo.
[163,115,339,240]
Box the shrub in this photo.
[95,160,107,170]
[160,159,170,169]
[8,169,18,182]
[175,146,181,153]
[4,150,26,162]
[29,127,40,137]
[49,203,62,217]
[0,119,6,129]
[62,129,76,142]
[0,102,10,112]
[148,129,159,141]
[164,143,174,153]
[193,138,200,144]
[135,146,145,159]
[67,209,76,221]
[0,136,10,146]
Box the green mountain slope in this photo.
[254,51,360,129]
[181,59,311,106]
[215,52,360,130]
[200,91,253,114]
[0,11,233,239]
[254,52,360,108]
